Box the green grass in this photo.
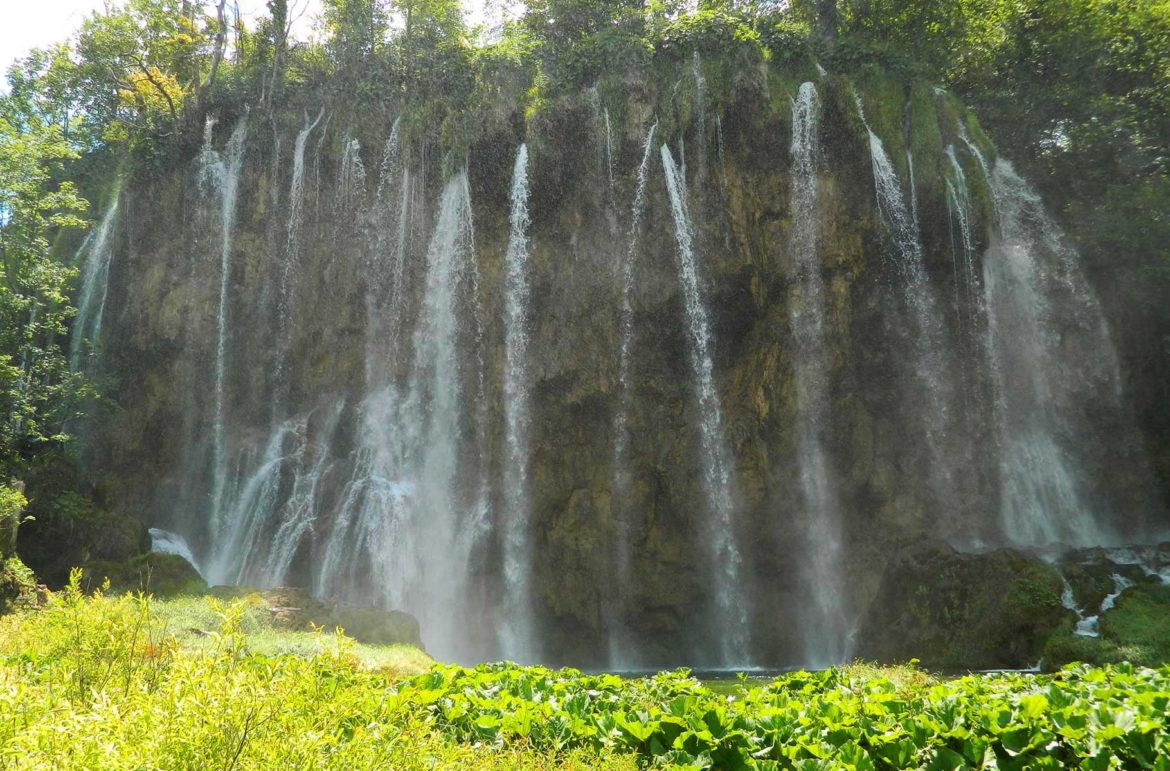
[3,575,1170,769]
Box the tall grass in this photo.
[0,573,633,769]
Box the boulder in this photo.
[214,586,423,649]
[856,542,1070,671]
[83,552,207,596]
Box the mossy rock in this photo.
[330,606,422,648]
[213,586,423,649]
[15,457,149,588]
[83,553,207,597]
[856,542,1070,671]
[1045,581,1170,669]
[0,556,41,614]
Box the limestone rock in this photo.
[857,542,1070,671]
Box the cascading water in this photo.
[149,528,205,579]
[608,122,658,667]
[692,52,707,174]
[336,136,367,216]
[207,117,248,535]
[88,74,1170,672]
[499,145,536,660]
[273,108,324,416]
[603,110,615,190]
[316,172,484,662]
[661,144,749,665]
[944,145,980,341]
[70,183,122,371]
[202,403,341,585]
[366,117,411,371]
[981,158,1126,547]
[788,83,852,666]
[859,100,959,518]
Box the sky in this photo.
[0,0,328,74]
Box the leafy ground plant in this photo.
[2,578,1169,769]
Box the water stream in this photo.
[661,144,749,666]
[609,121,658,668]
[789,83,851,666]
[70,184,122,371]
[500,144,536,660]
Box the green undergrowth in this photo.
[3,578,1170,769]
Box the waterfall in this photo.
[149,528,205,579]
[70,183,122,371]
[789,83,851,666]
[204,412,307,584]
[262,405,343,581]
[274,108,324,415]
[982,158,1127,547]
[608,122,657,667]
[944,145,979,335]
[860,108,959,515]
[287,110,324,264]
[661,144,749,665]
[692,51,707,173]
[209,117,248,536]
[906,150,920,236]
[500,145,535,659]
[316,172,482,662]
[714,114,726,177]
[365,117,411,374]
[336,136,367,215]
[603,109,615,189]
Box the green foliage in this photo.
[525,0,649,89]
[0,587,631,769]
[0,557,37,613]
[322,0,391,71]
[401,660,1170,768]
[650,9,763,57]
[5,587,1170,767]
[0,483,27,558]
[84,552,207,597]
[71,0,213,140]
[757,17,814,65]
[15,457,149,587]
[0,94,91,470]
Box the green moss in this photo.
[1043,582,1170,670]
[83,552,206,597]
[1100,583,1170,662]
[906,81,946,202]
[853,67,907,167]
[859,546,1072,671]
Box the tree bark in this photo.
[817,0,838,41]
[266,0,288,110]
[199,0,229,110]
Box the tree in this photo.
[323,0,391,73]
[265,0,290,107]
[524,0,645,86]
[0,92,90,470]
[816,0,837,40]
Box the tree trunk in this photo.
[817,0,838,41]
[266,0,288,109]
[199,0,229,110]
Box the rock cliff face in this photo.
[73,51,1167,668]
